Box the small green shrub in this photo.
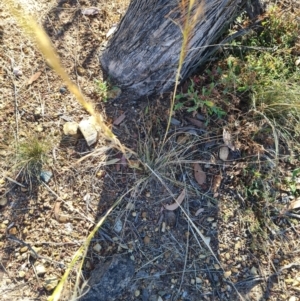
[94,80,121,101]
[174,80,226,118]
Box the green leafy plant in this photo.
[94,79,121,102]
[175,80,226,118]
[94,79,109,102]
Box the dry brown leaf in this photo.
[194,163,206,185]
[53,201,61,220]
[113,113,126,125]
[186,117,205,128]
[165,189,186,211]
[27,71,41,85]
[53,201,69,223]
[212,175,222,193]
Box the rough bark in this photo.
[100,0,264,101]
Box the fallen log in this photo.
[100,0,265,101]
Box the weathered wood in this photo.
[100,0,264,101]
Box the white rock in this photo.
[93,243,102,252]
[63,121,79,136]
[114,219,123,233]
[79,117,98,146]
[36,264,47,275]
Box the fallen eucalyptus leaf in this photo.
[113,113,126,125]
[186,117,205,128]
[164,189,186,211]
[27,71,41,85]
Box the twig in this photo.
[5,176,26,188]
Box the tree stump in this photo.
[100,0,265,101]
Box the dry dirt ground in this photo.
[1,0,300,301]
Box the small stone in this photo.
[132,212,137,217]
[35,125,43,132]
[44,276,59,291]
[63,121,79,137]
[20,246,28,253]
[0,197,7,206]
[29,247,41,258]
[13,67,22,76]
[250,266,257,275]
[8,227,17,235]
[171,118,181,126]
[36,264,47,275]
[219,146,229,161]
[85,260,91,269]
[146,192,151,197]
[18,271,26,278]
[34,107,42,118]
[289,297,297,301]
[144,236,150,244]
[224,271,231,278]
[77,67,86,76]
[135,290,140,297]
[114,219,123,233]
[171,278,177,284]
[59,87,67,94]
[142,211,147,219]
[157,296,163,301]
[196,277,202,284]
[191,279,195,284]
[40,170,53,183]
[93,243,102,253]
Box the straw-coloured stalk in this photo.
[164,0,204,142]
